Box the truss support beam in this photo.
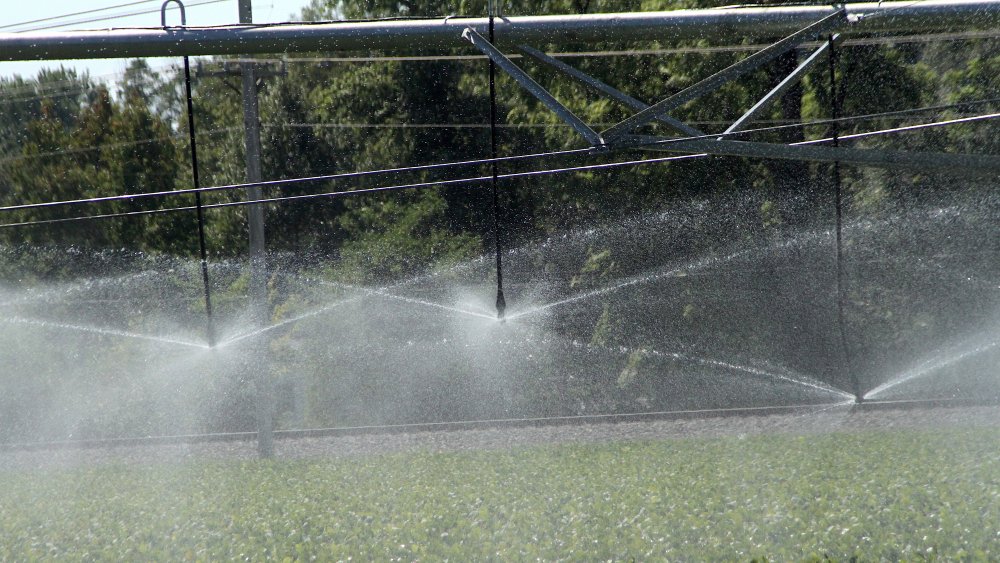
[602,9,846,141]
[628,136,1000,177]
[720,39,833,139]
[463,28,602,146]
[517,45,703,138]
[1,2,998,62]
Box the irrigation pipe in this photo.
[2,28,996,105]
[2,397,993,452]
[0,401,852,451]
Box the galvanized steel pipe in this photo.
[0,1,998,61]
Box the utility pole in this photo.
[239,0,274,458]
[198,3,286,457]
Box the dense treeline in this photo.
[1,0,999,438]
[4,0,993,269]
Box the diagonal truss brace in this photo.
[516,44,704,138]
[462,28,603,146]
[464,10,995,182]
[626,135,1000,178]
[602,9,846,141]
[719,37,834,139]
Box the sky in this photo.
[0,0,315,83]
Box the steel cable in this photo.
[4,94,997,166]
[0,153,707,229]
[1,108,998,227]
[0,0,163,31]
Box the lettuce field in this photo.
[1,426,998,560]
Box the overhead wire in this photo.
[63,0,951,34]
[852,0,936,24]
[19,11,474,34]
[2,107,998,215]
[0,0,163,31]
[0,146,595,213]
[4,96,998,165]
[1,109,997,229]
[4,6,991,225]
[0,61,180,102]
[0,153,706,229]
[0,56,185,100]
[0,126,242,164]
[798,111,1000,145]
[13,0,230,33]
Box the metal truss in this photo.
[1,2,998,176]
[599,9,846,141]
[458,11,1000,177]
[461,14,842,145]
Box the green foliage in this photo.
[0,78,191,256]
[1,427,997,559]
[0,0,966,274]
[336,189,481,282]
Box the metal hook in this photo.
[161,0,187,27]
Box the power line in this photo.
[0,153,701,229]
[4,108,997,213]
[1,110,997,228]
[0,127,241,164]
[16,0,230,33]
[0,56,188,99]
[0,146,595,214]
[853,0,937,24]
[0,58,182,99]
[0,1,162,32]
[800,112,1000,145]
[5,96,998,165]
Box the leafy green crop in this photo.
[1,427,998,561]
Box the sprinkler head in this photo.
[496,288,506,321]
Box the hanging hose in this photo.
[828,34,859,402]
[185,56,216,348]
[489,0,506,321]
[167,0,216,347]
